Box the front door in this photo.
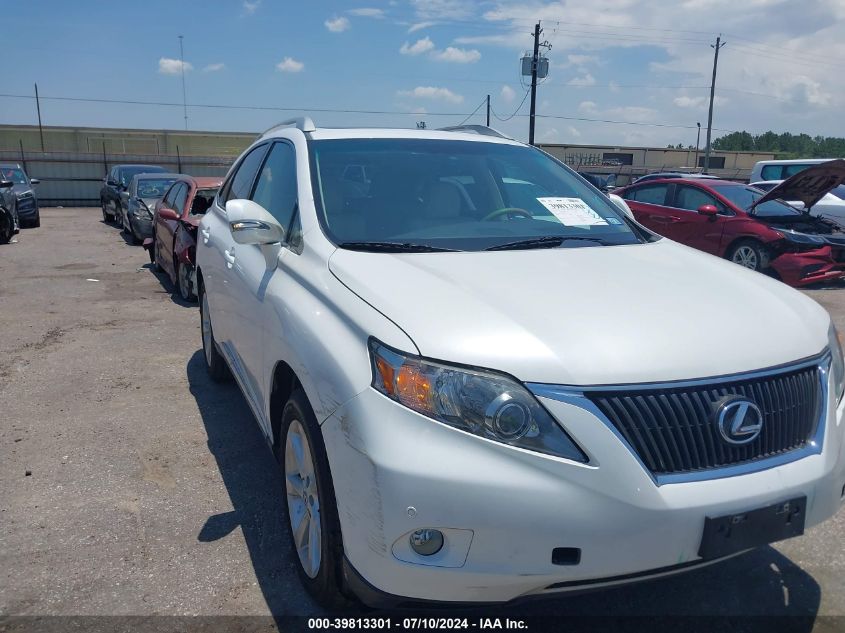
[667,184,729,255]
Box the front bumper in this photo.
[769,246,845,287]
[320,377,845,605]
[16,196,38,219]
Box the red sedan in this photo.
[614,178,845,287]
[144,176,222,301]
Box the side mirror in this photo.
[697,204,719,216]
[29,178,40,185]
[226,199,285,245]
[0,180,13,189]
[159,206,179,221]
[608,193,635,220]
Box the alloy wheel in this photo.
[285,419,322,579]
[732,245,758,270]
[178,263,193,301]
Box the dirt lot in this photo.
[1,208,844,627]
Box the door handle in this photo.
[650,215,682,223]
[201,227,211,244]
[224,248,236,268]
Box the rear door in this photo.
[663,184,729,255]
[621,183,681,238]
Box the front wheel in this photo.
[0,211,13,244]
[727,239,768,272]
[279,390,349,608]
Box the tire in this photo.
[199,284,230,382]
[727,239,768,272]
[153,243,163,272]
[177,260,196,302]
[32,214,40,228]
[102,201,110,223]
[124,216,139,245]
[0,212,12,244]
[279,390,349,609]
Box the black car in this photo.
[0,163,41,228]
[100,164,166,223]
[119,173,180,244]
[0,177,18,243]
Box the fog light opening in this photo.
[409,529,444,556]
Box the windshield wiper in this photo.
[338,241,458,253]
[485,236,608,251]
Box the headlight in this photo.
[829,323,844,403]
[369,339,587,461]
[776,229,826,246]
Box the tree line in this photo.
[710,131,845,159]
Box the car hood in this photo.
[11,184,33,197]
[329,240,829,385]
[140,197,162,210]
[753,159,845,211]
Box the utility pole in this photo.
[703,35,725,174]
[34,83,44,151]
[695,122,701,168]
[528,22,541,145]
[178,35,188,130]
[486,94,491,127]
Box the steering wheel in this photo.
[482,207,533,221]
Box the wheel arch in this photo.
[270,360,303,457]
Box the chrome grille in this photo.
[586,363,822,475]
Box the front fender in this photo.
[174,225,197,265]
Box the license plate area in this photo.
[698,496,806,559]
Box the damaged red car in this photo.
[615,160,845,287]
[143,176,222,301]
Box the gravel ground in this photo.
[0,208,843,630]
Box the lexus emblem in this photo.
[716,397,764,445]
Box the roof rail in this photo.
[261,117,316,136]
[438,124,511,140]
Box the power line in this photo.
[491,88,531,121]
[456,97,488,125]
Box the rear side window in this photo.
[222,144,269,205]
[626,184,669,205]
[252,142,298,231]
[783,163,812,178]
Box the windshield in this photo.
[310,139,641,251]
[711,184,799,217]
[136,178,177,198]
[1,168,27,184]
[121,166,165,186]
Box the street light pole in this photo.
[703,35,726,174]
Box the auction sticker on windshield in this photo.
[537,197,608,226]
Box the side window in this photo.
[223,144,269,204]
[162,183,180,208]
[627,184,669,205]
[761,165,782,180]
[251,142,298,231]
[674,185,723,212]
[173,184,189,214]
[784,164,810,178]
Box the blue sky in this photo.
[2,0,843,147]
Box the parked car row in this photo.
[618,160,845,286]
[99,164,223,301]
[183,120,844,608]
[0,163,41,244]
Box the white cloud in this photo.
[158,58,192,75]
[500,85,516,103]
[431,46,481,63]
[539,127,560,142]
[567,73,596,87]
[674,95,728,109]
[276,57,304,73]
[400,37,435,56]
[579,100,598,114]
[408,21,436,33]
[411,0,474,20]
[566,126,582,139]
[202,63,225,73]
[348,7,385,18]
[397,86,464,104]
[242,0,260,15]
[325,16,350,32]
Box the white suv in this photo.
[196,119,845,608]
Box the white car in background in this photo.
[751,180,845,225]
[196,119,845,608]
